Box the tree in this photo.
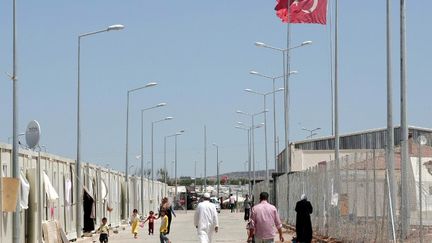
[157,168,169,182]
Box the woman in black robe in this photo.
[295,194,313,243]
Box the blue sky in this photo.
[0,1,430,177]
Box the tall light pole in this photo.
[254,40,312,173]
[301,127,321,139]
[151,116,173,210]
[250,70,297,173]
[11,1,19,241]
[165,130,185,204]
[76,24,124,237]
[125,82,157,218]
[236,109,265,191]
[244,88,284,191]
[212,143,220,199]
[139,103,167,213]
[236,123,263,193]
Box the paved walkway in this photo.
[78,210,294,242]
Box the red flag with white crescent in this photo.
[275,0,327,25]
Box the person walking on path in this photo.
[96,217,109,243]
[130,209,141,239]
[143,211,157,235]
[159,210,171,243]
[229,194,236,213]
[194,192,219,243]
[248,192,284,243]
[244,194,252,221]
[295,194,313,243]
[159,197,176,234]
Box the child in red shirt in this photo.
[143,211,157,235]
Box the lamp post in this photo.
[254,40,311,173]
[250,70,298,173]
[236,110,266,190]
[165,130,185,204]
[139,103,167,213]
[235,126,251,195]
[244,88,284,191]
[151,116,173,210]
[301,127,321,139]
[76,24,124,237]
[124,83,158,217]
[212,143,220,199]
[236,122,263,195]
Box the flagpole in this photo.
[334,0,341,224]
[285,0,292,222]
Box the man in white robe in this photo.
[194,193,219,243]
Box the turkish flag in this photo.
[275,0,327,25]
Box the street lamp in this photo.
[212,143,220,199]
[76,24,124,237]
[236,110,266,191]
[250,70,298,173]
[255,40,312,174]
[150,116,173,210]
[243,88,283,191]
[236,122,263,194]
[165,130,185,204]
[301,127,321,139]
[139,103,167,212]
[124,82,158,218]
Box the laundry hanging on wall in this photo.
[20,171,30,209]
[65,178,72,206]
[43,171,59,201]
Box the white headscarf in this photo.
[301,194,307,200]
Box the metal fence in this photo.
[254,137,432,242]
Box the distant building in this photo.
[277,126,432,172]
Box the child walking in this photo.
[159,210,170,243]
[96,217,109,243]
[143,211,157,235]
[130,209,141,239]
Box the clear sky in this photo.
[0,1,430,177]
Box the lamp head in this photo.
[254,42,266,47]
[157,103,167,107]
[165,117,174,120]
[250,71,259,75]
[145,82,158,87]
[290,71,299,74]
[301,40,313,46]
[107,24,125,31]
[244,88,253,92]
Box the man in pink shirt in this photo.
[248,192,284,243]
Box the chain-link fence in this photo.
[254,137,432,242]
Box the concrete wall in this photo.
[0,143,167,243]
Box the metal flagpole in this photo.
[285,0,292,221]
[400,0,410,238]
[386,0,397,239]
[334,0,341,211]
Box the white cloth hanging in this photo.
[20,171,30,209]
[101,179,108,201]
[43,171,59,201]
[65,178,72,205]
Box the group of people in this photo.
[243,192,313,243]
[94,193,313,243]
[95,197,176,243]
